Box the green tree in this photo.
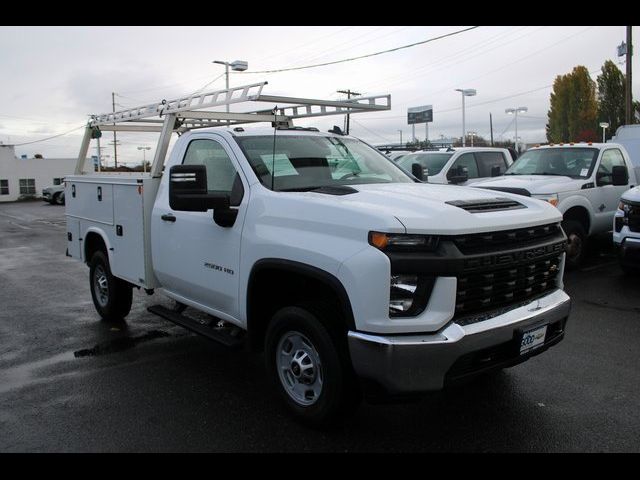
[597,60,626,140]
[547,66,598,142]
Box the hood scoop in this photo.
[476,186,532,197]
[446,197,526,213]
[309,185,358,196]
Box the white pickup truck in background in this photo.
[396,147,513,186]
[64,83,571,425]
[473,143,637,268]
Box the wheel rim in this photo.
[276,331,323,406]
[93,264,109,307]
[567,233,583,260]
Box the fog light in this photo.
[389,274,435,317]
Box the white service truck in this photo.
[65,83,571,424]
[473,143,637,268]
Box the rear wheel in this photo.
[89,250,132,321]
[265,304,360,426]
[562,220,587,269]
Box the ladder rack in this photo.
[76,81,392,175]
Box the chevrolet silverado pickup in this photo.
[64,84,571,424]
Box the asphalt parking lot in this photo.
[0,200,639,452]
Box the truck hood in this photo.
[339,183,562,235]
[622,185,640,202]
[472,175,582,194]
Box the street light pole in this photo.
[506,106,528,153]
[213,59,248,118]
[137,146,151,173]
[398,130,403,147]
[455,89,477,146]
[600,122,610,142]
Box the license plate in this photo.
[520,324,547,354]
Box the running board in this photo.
[147,305,244,348]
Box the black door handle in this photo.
[161,214,176,223]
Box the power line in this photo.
[190,72,226,96]
[350,119,394,143]
[240,26,480,74]
[12,125,85,146]
[295,25,410,68]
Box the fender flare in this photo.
[246,258,356,332]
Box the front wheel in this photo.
[265,304,360,426]
[89,250,132,321]
[562,220,587,269]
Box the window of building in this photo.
[19,178,36,195]
[0,179,8,195]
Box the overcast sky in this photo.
[0,25,637,165]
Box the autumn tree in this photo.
[597,60,626,140]
[547,66,598,142]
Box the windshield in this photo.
[397,153,453,176]
[235,135,413,191]
[505,148,598,178]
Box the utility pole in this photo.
[626,26,633,125]
[337,89,361,135]
[112,92,118,168]
[490,113,494,146]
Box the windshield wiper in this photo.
[505,172,566,176]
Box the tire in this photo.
[89,250,133,321]
[562,220,587,269]
[54,192,65,205]
[265,303,361,426]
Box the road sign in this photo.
[408,105,433,125]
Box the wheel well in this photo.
[84,232,107,264]
[563,206,590,234]
[246,261,355,351]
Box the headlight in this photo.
[389,274,435,317]
[615,201,629,232]
[532,193,559,208]
[369,232,439,252]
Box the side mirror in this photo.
[448,166,469,184]
[491,165,502,177]
[411,163,424,181]
[169,165,230,212]
[611,165,629,186]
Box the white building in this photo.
[0,143,90,202]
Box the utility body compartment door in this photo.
[110,183,146,285]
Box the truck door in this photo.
[592,148,630,232]
[447,152,479,185]
[151,135,248,321]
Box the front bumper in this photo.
[42,190,52,201]
[348,288,571,394]
[617,237,640,268]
